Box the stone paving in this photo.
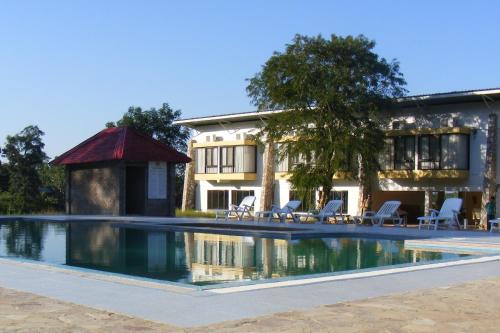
[1,277,499,332]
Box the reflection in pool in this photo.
[0,220,468,285]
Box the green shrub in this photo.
[175,209,216,218]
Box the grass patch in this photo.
[175,209,216,218]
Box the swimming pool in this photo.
[0,220,469,286]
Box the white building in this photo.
[175,88,500,226]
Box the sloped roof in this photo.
[51,126,191,165]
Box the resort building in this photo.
[175,88,500,226]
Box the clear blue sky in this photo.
[1,0,499,159]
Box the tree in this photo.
[107,103,190,207]
[247,34,406,208]
[106,103,189,152]
[1,126,48,212]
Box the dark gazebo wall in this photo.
[66,162,122,215]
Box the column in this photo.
[481,113,497,229]
[181,140,196,211]
[260,140,275,211]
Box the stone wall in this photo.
[68,163,122,215]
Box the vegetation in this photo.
[175,209,216,218]
[106,103,190,207]
[0,126,64,214]
[247,34,406,207]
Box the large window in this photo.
[394,136,415,170]
[419,135,440,169]
[418,134,469,170]
[440,134,469,170]
[221,147,234,173]
[207,190,229,209]
[231,190,255,206]
[195,146,256,174]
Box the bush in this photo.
[175,209,216,218]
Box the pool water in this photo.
[0,220,468,286]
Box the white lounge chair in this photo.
[358,201,402,227]
[215,196,256,221]
[418,198,463,230]
[294,199,344,224]
[254,200,302,223]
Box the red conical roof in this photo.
[51,126,191,165]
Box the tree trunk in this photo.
[318,182,333,208]
[357,154,372,215]
[181,140,196,211]
[260,141,275,211]
[481,113,497,229]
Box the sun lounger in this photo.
[254,200,302,223]
[356,201,402,227]
[215,195,256,221]
[418,198,463,230]
[294,199,344,224]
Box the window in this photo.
[329,190,348,213]
[394,136,415,170]
[419,135,440,169]
[221,147,234,173]
[440,134,469,170]
[231,190,255,207]
[205,147,218,173]
[234,146,256,173]
[379,138,395,170]
[207,190,229,209]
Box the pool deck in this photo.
[1,214,500,327]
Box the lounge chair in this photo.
[418,198,463,230]
[358,201,402,227]
[254,200,302,223]
[294,199,344,224]
[215,195,256,221]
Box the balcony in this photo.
[194,172,257,182]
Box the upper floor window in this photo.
[195,146,256,174]
[419,135,440,169]
[441,134,468,169]
[394,136,415,170]
[381,133,470,171]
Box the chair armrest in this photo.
[429,209,439,217]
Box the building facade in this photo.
[175,88,500,226]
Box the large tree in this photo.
[106,103,190,207]
[1,126,48,212]
[247,34,406,208]
[106,103,189,152]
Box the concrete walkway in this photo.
[1,256,499,327]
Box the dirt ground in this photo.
[1,277,499,332]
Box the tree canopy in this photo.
[247,34,407,207]
[1,126,48,212]
[106,103,189,152]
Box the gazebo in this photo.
[51,126,191,216]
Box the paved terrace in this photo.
[0,215,500,327]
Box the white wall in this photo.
[191,101,496,213]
